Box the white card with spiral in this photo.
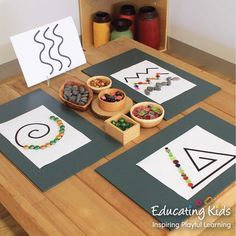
[0,106,91,168]
[11,17,86,87]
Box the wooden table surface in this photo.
[0,38,235,236]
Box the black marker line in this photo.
[15,123,50,147]
[53,24,72,68]
[43,27,63,71]
[124,67,159,83]
[33,30,54,75]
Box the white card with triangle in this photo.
[137,125,236,200]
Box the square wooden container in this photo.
[79,0,168,51]
[104,113,140,145]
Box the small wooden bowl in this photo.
[59,80,93,112]
[130,102,165,128]
[98,88,126,112]
[87,76,112,93]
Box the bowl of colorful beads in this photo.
[87,76,112,93]
[130,102,165,128]
[98,88,126,112]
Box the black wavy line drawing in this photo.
[33,24,72,75]
[52,24,72,68]
[124,67,159,83]
[43,27,63,71]
[33,30,54,75]
[15,123,50,147]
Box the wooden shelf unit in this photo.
[79,0,168,51]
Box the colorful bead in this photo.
[34,146,40,150]
[23,145,29,149]
[29,145,35,149]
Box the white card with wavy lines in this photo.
[0,106,91,168]
[111,60,196,104]
[11,17,86,87]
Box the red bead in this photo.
[188,183,193,187]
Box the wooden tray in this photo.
[91,97,133,119]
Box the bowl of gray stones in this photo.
[59,80,93,111]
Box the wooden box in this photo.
[104,113,140,145]
[79,0,168,51]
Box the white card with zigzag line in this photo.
[11,17,86,87]
[111,60,196,104]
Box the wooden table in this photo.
[0,38,235,236]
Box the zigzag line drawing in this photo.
[124,67,159,83]
[43,27,63,71]
[33,24,72,76]
[53,24,72,68]
[33,30,54,75]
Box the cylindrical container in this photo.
[119,4,136,37]
[93,11,111,48]
[137,6,161,49]
[111,18,133,40]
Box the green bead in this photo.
[34,146,40,150]
[54,138,59,142]
[50,140,56,145]
[29,145,35,149]
[118,118,125,123]
[186,179,191,183]
[170,156,175,160]
[60,125,65,129]
[178,168,184,174]
[50,116,55,120]
[111,120,116,125]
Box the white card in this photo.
[11,16,86,87]
[137,126,236,200]
[111,60,196,104]
[0,106,91,168]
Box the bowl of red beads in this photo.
[130,102,165,128]
[98,88,126,112]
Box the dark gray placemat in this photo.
[0,89,122,191]
[96,108,235,229]
[83,49,220,120]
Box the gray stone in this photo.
[72,85,78,91]
[166,77,172,81]
[144,89,150,95]
[79,86,85,93]
[171,77,181,81]
[167,81,171,86]
[154,86,161,91]
[161,82,168,86]
[69,95,76,103]
[147,86,154,92]
[72,90,79,95]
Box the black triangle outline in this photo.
[184,148,218,171]
[183,148,236,189]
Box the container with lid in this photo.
[93,11,111,48]
[137,6,161,49]
[111,18,133,40]
[119,4,136,37]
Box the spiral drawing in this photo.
[33,24,72,75]
[15,123,50,148]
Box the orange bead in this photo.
[45,143,51,148]
[40,145,46,150]
[23,145,29,149]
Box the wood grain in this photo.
[0,38,235,236]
